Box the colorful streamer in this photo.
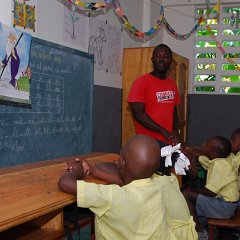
[65,0,112,11]
[60,0,202,39]
[59,0,239,71]
[58,0,239,72]
[206,25,240,72]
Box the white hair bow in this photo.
[161,143,190,175]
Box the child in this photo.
[227,128,240,194]
[58,135,177,240]
[182,136,239,240]
[156,152,198,240]
[231,128,240,155]
[80,145,197,240]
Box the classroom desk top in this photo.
[0,152,119,239]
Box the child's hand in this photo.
[65,158,80,172]
[65,158,92,179]
[64,159,85,179]
[81,159,93,176]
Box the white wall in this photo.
[0,0,12,25]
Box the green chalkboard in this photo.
[0,37,94,167]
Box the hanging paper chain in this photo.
[206,24,240,72]
[61,0,204,39]
[60,0,240,72]
[66,0,112,11]
[112,0,203,40]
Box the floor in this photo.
[63,225,240,240]
[213,228,240,240]
[64,225,91,240]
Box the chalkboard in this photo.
[0,37,94,167]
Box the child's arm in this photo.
[181,146,206,178]
[58,160,86,195]
[82,159,124,186]
[191,186,217,197]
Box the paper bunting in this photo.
[58,0,239,72]
[58,0,205,40]
[206,25,240,72]
[64,0,111,10]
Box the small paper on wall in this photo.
[88,18,123,74]
[13,0,36,32]
[63,5,89,52]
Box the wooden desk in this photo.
[0,153,119,240]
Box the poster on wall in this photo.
[88,18,123,74]
[13,0,37,35]
[63,5,89,52]
[0,22,32,104]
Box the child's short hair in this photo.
[231,128,240,139]
[214,136,231,158]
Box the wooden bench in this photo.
[208,209,240,240]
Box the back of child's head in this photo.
[231,128,240,154]
[118,135,161,183]
[202,136,231,159]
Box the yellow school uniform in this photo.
[154,174,197,240]
[77,177,177,240]
[199,156,239,202]
[227,152,240,192]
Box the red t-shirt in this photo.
[127,73,181,142]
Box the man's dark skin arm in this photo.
[130,102,179,143]
[172,106,179,136]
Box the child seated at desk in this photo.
[58,135,177,240]
[81,146,197,240]
[182,136,239,240]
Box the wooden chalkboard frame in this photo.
[0,37,94,167]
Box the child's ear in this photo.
[122,156,126,168]
[117,156,125,169]
[231,136,236,143]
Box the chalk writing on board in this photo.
[0,114,83,153]
[0,37,93,167]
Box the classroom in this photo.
[0,0,240,239]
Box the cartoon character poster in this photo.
[0,23,32,104]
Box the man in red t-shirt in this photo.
[127,44,181,147]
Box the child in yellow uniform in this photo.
[79,143,197,240]
[58,135,177,240]
[154,173,197,240]
[182,136,239,240]
[228,128,240,192]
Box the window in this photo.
[194,5,240,94]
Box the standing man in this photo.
[127,44,180,147]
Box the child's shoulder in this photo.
[211,157,232,169]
